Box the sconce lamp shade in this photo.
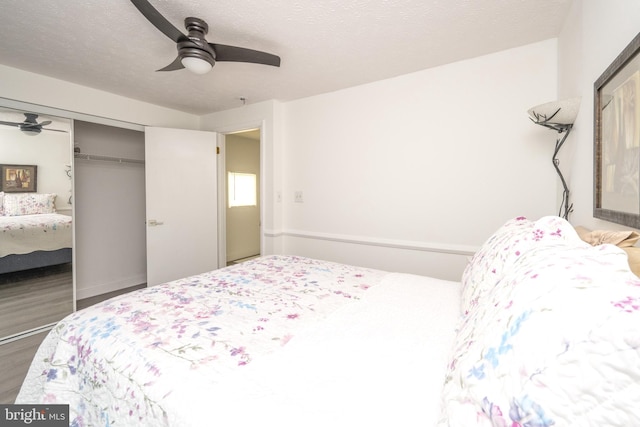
[528,97,581,128]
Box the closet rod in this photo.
[74,153,144,165]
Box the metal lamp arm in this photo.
[552,125,573,220]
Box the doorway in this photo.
[223,129,261,265]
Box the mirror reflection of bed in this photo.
[0,106,74,342]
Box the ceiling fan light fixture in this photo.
[181,56,213,74]
[131,0,281,74]
[21,128,40,136]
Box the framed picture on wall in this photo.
[594,31,640,228]
[0,164,37,192]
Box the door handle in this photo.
[148,219,164,226]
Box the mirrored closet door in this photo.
[0,106,74,342]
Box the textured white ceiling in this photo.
[0,0,572,115]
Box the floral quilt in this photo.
[0,213,72,256]
[16,255,387,426]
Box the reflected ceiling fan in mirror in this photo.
[0,113,66,136]
[130,0,281,75]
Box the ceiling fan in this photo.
[0,113,65,136]
[130,0,281,75]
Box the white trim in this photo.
[263,229,478,256]
[75,274,146,300]
[216,133,227,268]
[263,229,284,238]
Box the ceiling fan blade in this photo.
[0,121,20,127]
[21,123,40,128]
[157,56,185,72]
[130,0,186,43]
[211,44,281,67]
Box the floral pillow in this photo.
[0,191,3,215]
[439,236,640,426]
[3,192,57,216]
[460,216,581,315]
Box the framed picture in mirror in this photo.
[0,164,37,192]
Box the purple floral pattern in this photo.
[439,216,640,426]
[17,255,385,426]
[460,216,575,316]
[3,192,57,216]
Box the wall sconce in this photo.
[528,97,581,220]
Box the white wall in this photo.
[0,38,560,284]
[558,0,640,231]
[205,40,559,280]
[0,126,72,214]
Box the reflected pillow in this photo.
[3,193,56,216]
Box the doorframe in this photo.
[215,121,265,268]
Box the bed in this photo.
[15,216,640,426]
[17,255,460,425]
[0,192,72,274]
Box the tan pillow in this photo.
[575,225,640,277]
[623,247,640,277]
[574,226,640,247]
[573,225,590,241]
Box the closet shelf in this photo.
[74,153,144,165]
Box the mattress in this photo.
[0,213,72,257]
[16,255,461,426]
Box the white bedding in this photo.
[17,256,461,426]
[187,272,461,426]
[0,213,72,257]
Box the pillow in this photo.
[461,216,582,315]
[623,247,640,277]
[575,225,640,277]
[460,216,532,314]
[439,237,640,426]
[0,191,3,215]
[575,225,640,247]
[3,192,56,216]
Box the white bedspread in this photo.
[0,213,72,257]
[17,256,460,426]
[201,272,462,426]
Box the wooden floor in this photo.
[0,280,145,404]
[0,330,50,404]
[0,264,73,340]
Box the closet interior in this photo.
[74,120,147,299]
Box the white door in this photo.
[145,127,218,286]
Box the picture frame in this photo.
[0,164,37,192]
[594,32,640,228]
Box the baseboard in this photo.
[76,273,146,300]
